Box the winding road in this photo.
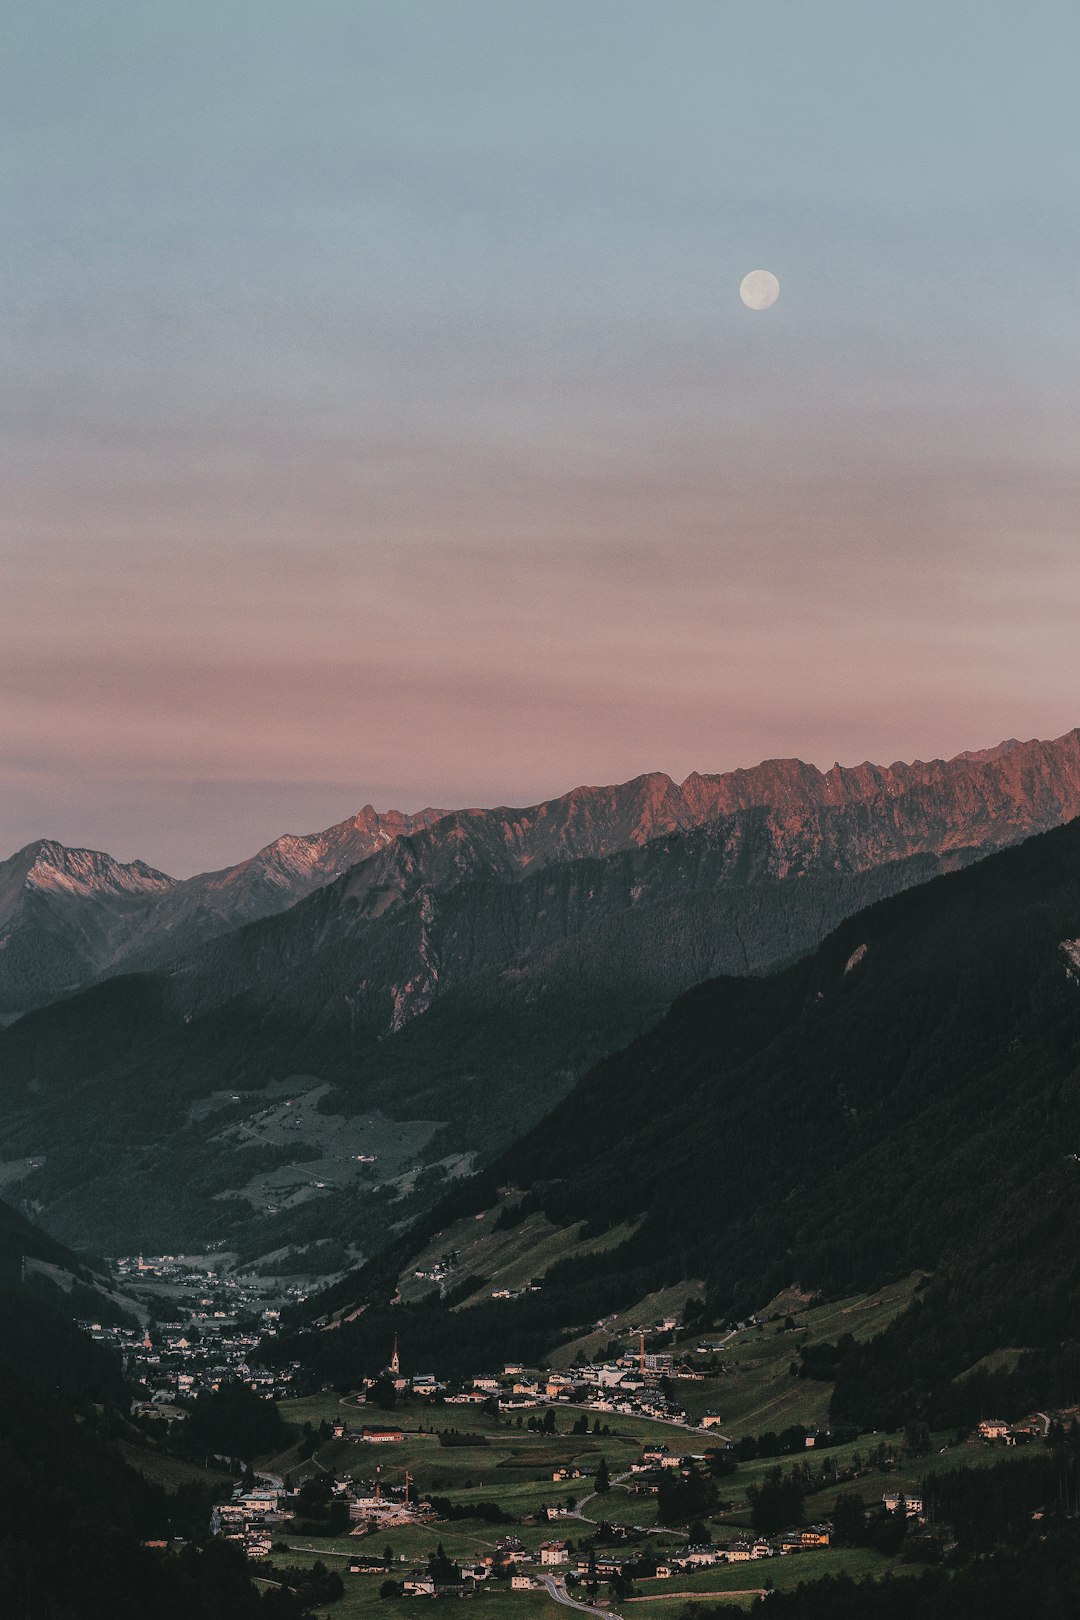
[540,1574,620,1618]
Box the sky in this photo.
[3,1,1080,876]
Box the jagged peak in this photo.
[9,839,175,898]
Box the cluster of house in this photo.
[114,1251,307,1307]
[331,1419,407,1445]
[628,1442,700,1474]
[81,1256,305,1415]
[396,1538,576,1595]
[350,1345,691,1426]
[882,1492,924,1517]
[391,1526,843,1597]
[429,1348,697,1427]
[976,1418,1042,1445]
[213,1469,437,1557]
[212,1485,292,1560]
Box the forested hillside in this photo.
[0,1197,306,1617]
[291,815,1080,1429]
[8,731,1080,1264]
[0,833,944,1256]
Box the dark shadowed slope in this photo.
[6,727,1080,1020]
[7,730,1080,1262]
[294,813,1080,1428]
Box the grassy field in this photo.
[397,1201,642,1310]
[552,1284,706,1370]
[258,1381,1008,1568]
[709,1428,1002,1530]
[260,1381,1012,1567]
[266,1577,571,1620]
[624,1545,897,1614]
[117,1439,236,1492]
[263,1394,702,1530]
[674,1277,924,1436]
[242,1273,1022,1617]
[258,1542,903,1620]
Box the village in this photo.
[79,1251,308,1410]
[77,1262,1059,1615]
[198,1330,1048,1613]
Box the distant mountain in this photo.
[295,813,1080,1431]
[6,727,1080,1263]
[114,802,449,969]
[0,840,175,1017]
[7,727,1080,1023]
[0,806,444,1018]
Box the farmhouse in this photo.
[798,1525,831,1548]
[883,1492,924,1516]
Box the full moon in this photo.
[740,269,780,310]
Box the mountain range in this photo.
[291,809,1080,1433]
[8,729,1080,1024]
[0,805,445,1020]
[5,728,1080,1266]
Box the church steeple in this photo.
[390,1336,400,1376]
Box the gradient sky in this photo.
[3,2,1080,875]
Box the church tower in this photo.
[390,1336,400,1376]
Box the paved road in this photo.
[1037,1411,1052,1436]
[540,1574,619,1618]
[566,1469,634,1520]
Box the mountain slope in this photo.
[0,806,446,1019]
[8,728,1080,1262]
[112,801,447,970]
[0,826,943,1254]
[0,1199,287,1617]
[7,726,1080,1022]
[0,840,175,1017]
[293,812,1080,1426]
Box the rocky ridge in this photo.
[5,728,1080,1020]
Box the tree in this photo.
[327,1495,351,1534]
[747,1473,805,1536]
[905,1419,931,1457]
[657,1464,717,1526]
[370,1374,398,1410]
[831,1492,866,1547]
[866,1505,908,1556]
[184,1382,286,1463]
[595,1456,611,1493]
[428,1544,461,1585]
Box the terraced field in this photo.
[248,1277,1019,1616]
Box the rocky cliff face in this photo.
[0,842,175,1017]
[300,809,1080,1394]
[5,728,1080,1021]
[116,803,448,970]
[9,725,1080,1256]
[0,808,444,1016]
